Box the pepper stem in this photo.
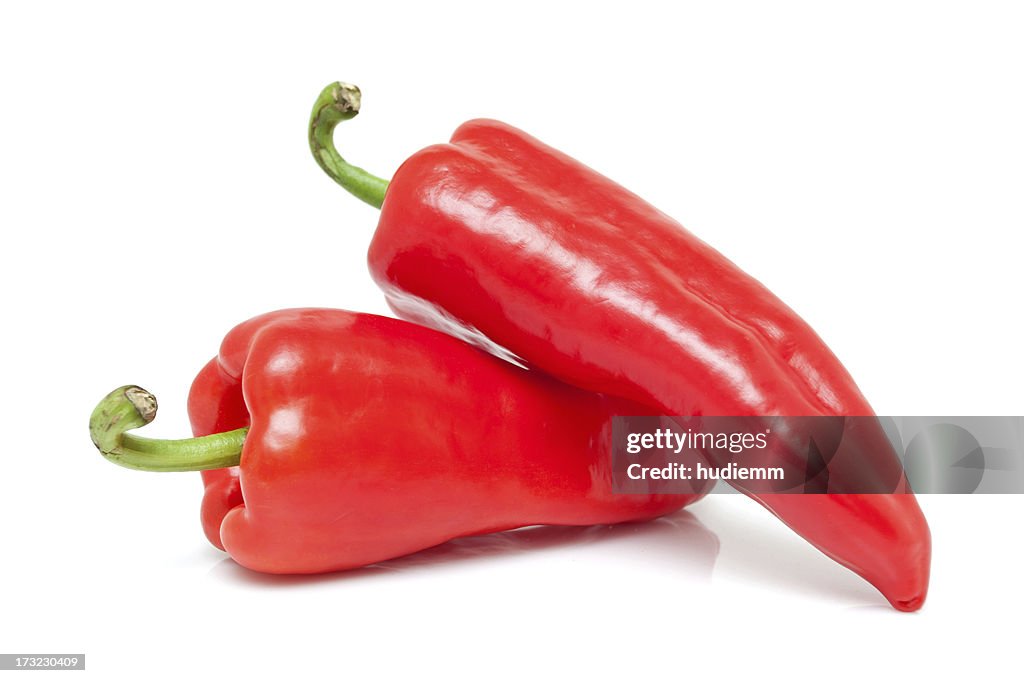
[309,81,390,209]
[89,386,246,472]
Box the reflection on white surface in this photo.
[206,509,720,586]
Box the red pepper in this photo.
[89,308,707,573]
[309,83,931,610]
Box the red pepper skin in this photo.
[188,359,246,551]
[186,308,707,573]
[366,121,931,610]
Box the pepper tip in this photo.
[891,594,926,612]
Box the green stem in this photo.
[309,81,390,209]
[89,386,246,472]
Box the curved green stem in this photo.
[309,81,390,209]
[89,386,246,472]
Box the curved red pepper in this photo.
[310,84,931,609]
[120,308,705,573]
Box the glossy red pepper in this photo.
[310,83,931,610]
[89,308,707,573]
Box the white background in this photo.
[1,1,1022,680]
